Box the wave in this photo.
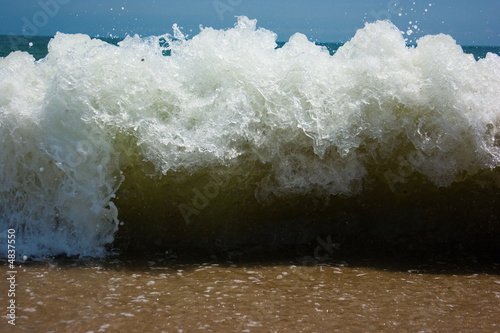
[1,17,499,258]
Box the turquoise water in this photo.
[1,35,498,61]
[0,35,123,60]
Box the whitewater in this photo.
[1,17,499,258]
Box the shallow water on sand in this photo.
[2,254,499,332]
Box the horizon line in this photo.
[1,34,500,48]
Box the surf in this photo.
[1,17,499,258]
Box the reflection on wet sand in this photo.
[3,254,499,332]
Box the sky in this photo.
[0,0,499,45]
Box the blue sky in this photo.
[0,0,499,45]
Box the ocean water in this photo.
[1,17,500,259]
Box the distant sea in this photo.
[1,35,499,61]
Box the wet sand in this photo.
[2,253,499,332]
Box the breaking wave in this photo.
[1,17,499,257]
